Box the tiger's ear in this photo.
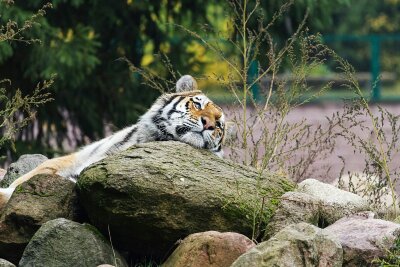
[223,121,237,144]
[176,75,198,92]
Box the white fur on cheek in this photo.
[180,132,205,148]
[214,150,224,158]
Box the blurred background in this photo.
[1,0,400,176]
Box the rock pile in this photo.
[0,174,80,263]
[0,141,293,265]
[0,142,398,266]
[265,178,370,238]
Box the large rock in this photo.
[19,218,127,267]
[77,141,294,259]
[163,231,255,267]
[264,179,370,239]
[0,154,48,187]
[232,222,343,267]
[0,174,80,264]
[325,212,400,266]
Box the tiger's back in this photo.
[0,75,227,208]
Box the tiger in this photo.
[0,75,227,209]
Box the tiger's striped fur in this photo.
[0,75,226,208]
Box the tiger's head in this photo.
[144,75,226,157]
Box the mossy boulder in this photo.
[0,174,80,264]
[19,218,127,267]
[77,141,294,259]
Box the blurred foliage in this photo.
[0,0,53,163]
[321,0,400,73]
[0,0,370,160]
[256,0,351,38]
[0,0,216,158]
[326,0,400,34]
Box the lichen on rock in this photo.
[0,174,80,264]
[77,141,294,259]
[19,218,127,267]
[232,222,343,267]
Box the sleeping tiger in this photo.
[0,75,226,208]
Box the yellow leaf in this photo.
[50,40,57,48]
[160,42,170,53]
[87,30,95,40]
[141,54,154,67]
[150,13,158,22]
[65,28,74,43]
[57,30,64,39]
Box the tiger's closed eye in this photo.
[193,101,202,110]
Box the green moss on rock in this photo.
[19,218,127,267]
[77,141,294,259]
[0,174,81,264]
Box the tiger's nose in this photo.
[201,117,215,130]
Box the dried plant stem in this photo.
[0,2,53,150]
[357,86,397,216]
[242,0,249,165]
[248,12,308,90]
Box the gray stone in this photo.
[163,231,255,267]
[0,174,80,264]
[0,154,48,187]
[325,213,400,266]
[264,192,320,239]
[19,218,127,267]
[77,141,294,259]
[297,179,369,209]
[297,179,369,222]
[0,259,15,267]
[233,222,343,267]
[264,179,371,239]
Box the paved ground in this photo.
[223,103,400,191]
